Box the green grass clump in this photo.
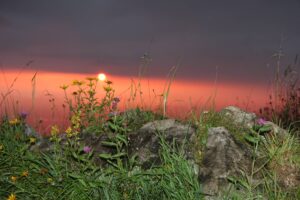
[0,119,201,200]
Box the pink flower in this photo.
[83,146,92,153]
[257,118,268,126]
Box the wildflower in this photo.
[50,125,60,142]
[103,85,112,92]
[86,77,97,81]
[29,137,36,144]
[65,126,73,138]
[19,111,28,120]
[7,193,16,200]
[21,170,29,177]
[47,177,53,183]
[105,80,113,85]
[10,176,17,183]
[83,146,92,154]
[257,118,268,126]
[71,112,81,130]
[72,80,84,86]
[50,125,59,136]
[60,84,69,90]
[9,118,19,125]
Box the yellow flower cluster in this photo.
[50,125,60,142]
[65,126,73,138]
[10,176,17,183]
[7,193,16,200]
[9,118,19,125]
[72,80,85,86]
[21,170,29,177]
[66,112,81,138]
[29,137,36,144]
[9,170,29,185]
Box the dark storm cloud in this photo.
[1,0,300,82]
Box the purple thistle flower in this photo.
[19,111,28,120]
[257,118,268,126]
[83,146,92,154]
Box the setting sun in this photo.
[98,73,106,81]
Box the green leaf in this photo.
[101,141,118,147]
[78,179,88,187]
[258,125,272,133]
[111,152,127,159]
[116,134,128,145]
[108,122,117,131]
[244,134,260,144]
[99,153,113,159]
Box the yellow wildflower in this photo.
[103,85,112,92]
[21,170,29,177]
[29,137,36,144]
[65,126,73,138]
[86,77,97,81]
[9,118,19,125]
[60,84,69,90]
[72,80,84,86]
[50,125,60,142]
[7,193,16,200]
[71,112,81,130]
[47,177,53,183]
[50,125,59,136]
[10,176,17,183]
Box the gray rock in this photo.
[199,127,253,198]
[24,124,41,138]
[264,121,288,139]
[222,106,256,128]
[30,137,53,152]
[128,119,197,170]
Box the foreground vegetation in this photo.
[0,76,299,200]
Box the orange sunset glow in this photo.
[0,70,270,129]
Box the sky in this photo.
[1,0,300,83]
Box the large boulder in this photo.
[199,127,253,198]
[222,106,256,128]
[128,119,197,170]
